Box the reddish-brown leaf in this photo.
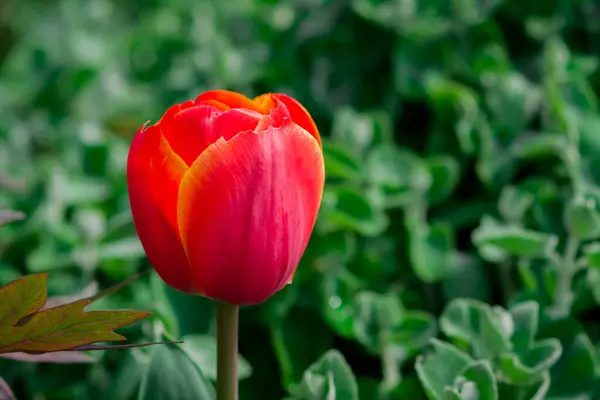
[0,274,150,354]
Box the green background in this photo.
[2,0,600,399]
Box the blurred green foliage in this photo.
[2,0,600,399]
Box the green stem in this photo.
[217,302,239,400]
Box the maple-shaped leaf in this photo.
[0,281,98,363]
[0,273,150,354]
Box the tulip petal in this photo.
[177,118,325,305]
[127,125,194,293]
[160,105,222,166]
[196,90,262,112]
[214,108,263,140]
[158,101,195,128]
[149,133,188,235]
[160,106,263,167]
[256,93,321,147]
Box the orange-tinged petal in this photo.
[177,115,325,305]
[256,93,321,148]
[127,124,195,293]
[149,133,188,236]
[201,99,231,111]
[195,90,261,112]
[252,93,277,112]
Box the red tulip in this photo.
[127,90,325,305]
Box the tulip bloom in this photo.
[127,90,325,305]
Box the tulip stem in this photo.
[216,302,239,400]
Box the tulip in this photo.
[126,90,325,306]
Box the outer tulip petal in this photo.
[127,125,194,293]
[256,93,321,147]
[149,133,188,235]
[177,118,325,305]
[196,90,262,112]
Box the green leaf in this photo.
[289,350,359,400]
[542,320,600,397]
[459,361,498,400]
[138,344,215,400]
[556,333,599,395]
[106,352,144,400]
[271,307,334,388]
[525,17,565,41]
[407,220,456,282]
[583,242,600,269]
[391,311,438,351]
[497,186,534,225]
[321,272,361,339]
[179,334,252,381]
[472,217,558,260]
[498,372,551,400]
[508,301,539,352]
[511,133,567,160]
[322,142,364,181]
[498,339,562,385]
[426,156,460,205]
[98,237,145,262]
[439,299,512,359]
[330,107,376,157]
[352,291,408,352]
[441,360,498,400]
[0,274,150,354]
[443,384,476,400]
[564,196,600,240]
[320,187,388,236]
[485,72,541,135]
[352,291,436,355]
[415,339,473,400]
[366,146,432,198]
[353,291,391,353]
[442,253,492,302]
[587,267,600,305]
[525,372,551,400]
[424,75,480,155]
[475,119,517,190]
